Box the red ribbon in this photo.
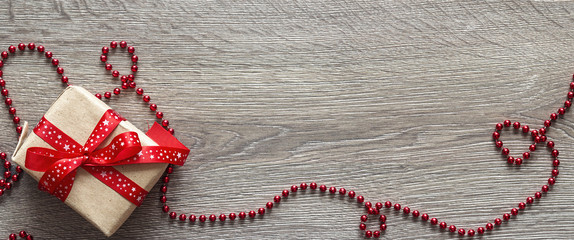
[25,109,190,206]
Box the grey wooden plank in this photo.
[0,0,573,239]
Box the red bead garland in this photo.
[0,41,567,239]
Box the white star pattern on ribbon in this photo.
[63,144,70,151]
[103,120,109,126]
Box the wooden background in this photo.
[0,0,573,239]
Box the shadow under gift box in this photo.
[12,86,172,237]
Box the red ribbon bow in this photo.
[25,109,189,206]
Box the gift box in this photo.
[12,86,189,236]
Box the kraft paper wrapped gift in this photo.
[12,86,189,236]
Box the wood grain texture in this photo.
[0,0,573,239]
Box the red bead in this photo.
[219,214,226,221]
[189,215,196,222]
[143,95,151,102]
[120,75,128,82]
[522,125,529,133]
[37,45,45,52]
[565,100,572,108]
[535,192,542,199]
[412,210,420,218]
[199,215,206,222]
[128,74,135,81]
[8,46,15,53]
[95,93,102,99]
[552,149,559,157]
[120,41,127,48]
[282,189,289,197]
[128,46,135,53]
[403,206,410,214]
[374,202,382,209]
[449,225,456,232]
[9,233,16,240]
[0,152,6,160]
[558,107,566,115]
[136,88,144,95]
[113,88,121,95]
[569,91,574,99]
[300,182,307,190]
[229,213,236,220]
[379,215,386,223]
[365,231,372,238]
[337,187,345,195]
[110,41,118,48]
[132,55,138,63]
[494,218,502,225]
[102,46,109,54]
[540,135,547,142]
[161,119,169,127]
[238,212,246,219]
[0,60,3,67]
[468,229,475,236]
[160,195,167,203]
[18,43,25,51]
[526,197,534,204]
[485,223,493,230]
[160,185,167,193]
[523,152,530,159]
[13,116,20,124]
[394,203,401,211]
[329,186,336,194]
[105,63,112,70]
[310,182,317,189]
[542,185,549,192]
[129,82,136,88]
[8,107,16,115]
[61,76,69,83]
[348,190,355,198]
[27,42,35,50]
[258,208,265,215]
[544,120,551,127]
[4,171,11,179]
[421,213,429,221]
[503,213,510,221]
[439,222,447,229]
[518,202,526,210]
[495,123,503,130]
[550,113,558,120]
[430,218,438,225]
[122,82,129,89]
[131,65,138,72]
[547,141,555,148]
[357,195,364,203]
[380,224,387,231]
[16,126,22,134]
[503,120,511,127]
[515,158,523,165]
[495,140,503,148]
[274,195,281,203]
[502,148,509,155]
[291,185,298,192]
[179,214,187,221]
[511,208,518,215]
[209,214,216,222]
[11,174,18,182]
[154,112,163,119]
[384,201,392,208]
[3,161,10,169]
[56,67,65,75]
[359,223,367,230]
[552,169,559,177]
[0,51,7,59]
[112,70,119,77]
[531,130,539,137]
[1,89,8,96]
[162,205,169,213]
[477,227,485,234]
[168,128,174,135]
[266,202,273,209]
[529,144,536,151]
[553,159,560,167]
[373,231,380,238]
[361,215,368,222]
[507,156,514,164]
[19,231,27,238]
[458,228,465,236]
[492,131,500,140]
